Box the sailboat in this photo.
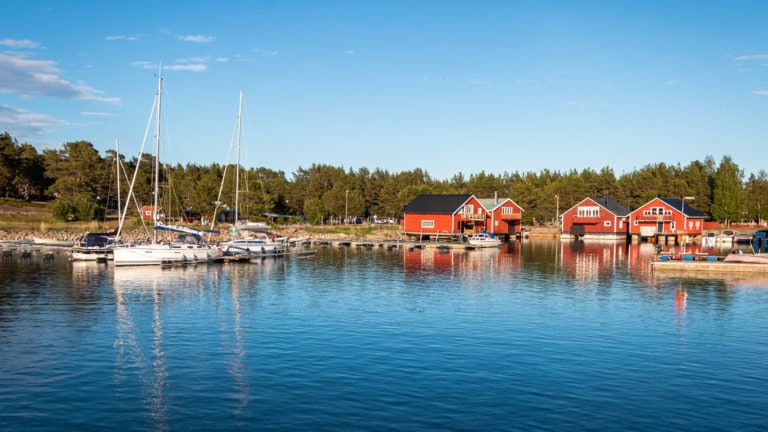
[217,90,285,258]
[70,138,125,261]
[112,73,224,266]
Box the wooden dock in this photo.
[309,239,480,250]
[652,260,768,274]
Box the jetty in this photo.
[652,260,768,274]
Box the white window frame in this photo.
[421,220,435,228]
[604,220,611,227]
[577,206,600,217]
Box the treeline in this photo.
[1,131,766,225]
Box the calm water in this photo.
[1,241,767,431]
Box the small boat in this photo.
[69,231,123,261]
[220,232,285,257]
[466,232,502,248]
[32,237,74,247]
[723,250,768,264]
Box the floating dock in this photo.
[652,260,768,274]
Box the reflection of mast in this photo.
[113,269,169,431]
[150,282,168,429]
[229,268,249,414]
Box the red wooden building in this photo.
[628,197,705,243]
[560,197,630,240]
[477,196,524,238]
[402,194,481,241]
[401,194,523,240]
[140,205,161,221]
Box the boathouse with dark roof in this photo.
[628,197,705,244]
[560,197,631,240]
[402,194,484,241]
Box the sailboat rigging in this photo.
[216,90,284,257]
[112,72,223,266]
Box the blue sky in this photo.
[2,1,767,180]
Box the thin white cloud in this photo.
[753,90,768,96]
[468,78,490,86]
[345,50,356,55]
[0,38,40,48]
[164,64,207,72]
[179,34,214,43]
[0,104,67,136]
[81,111,114,117]
[105,35,139,41]
[132,61,155,69]
[253,48,279,57]
[0,53,120,104]
[175,56,229,64]
[734,54,768,61]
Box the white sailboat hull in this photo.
[112,243,223,266]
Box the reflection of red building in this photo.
[628,197,705,243]
[557,241,629,282]
[560,197,630,241]
[403,245,520,273]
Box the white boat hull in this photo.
[469,240,503,248]
[221,241,285,256]
[112,244,223,266]
[70,248,112,261]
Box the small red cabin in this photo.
[140,205,161,221]
[560,197,630,240]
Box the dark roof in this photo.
[402,194,473,214]
[658,198,705,217]
[588,197,630,216]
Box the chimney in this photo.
[494,191,498,204]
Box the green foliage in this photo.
[710,156,743,223]
[3,132,765,226]
[51,200,72,221]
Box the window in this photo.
[501,207,514,215]
[577,206,600,217]
[604,220,611,227]
[421,220,435,228]
[670,222,676,231]
[465,204,474,214]
[643,206,672,216]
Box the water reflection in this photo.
[402,243,521,275]
[113,266,177,431]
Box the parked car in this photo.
[345,216,363,224]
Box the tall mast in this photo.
[115,137,122,224]
[235,89,243,225]
[152,71,163,244]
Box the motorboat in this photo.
[467,232,502,248]
[220,232,285,257]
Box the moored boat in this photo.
[70,231,122,261]
[112,73,223,267]
[467,232,503,248]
